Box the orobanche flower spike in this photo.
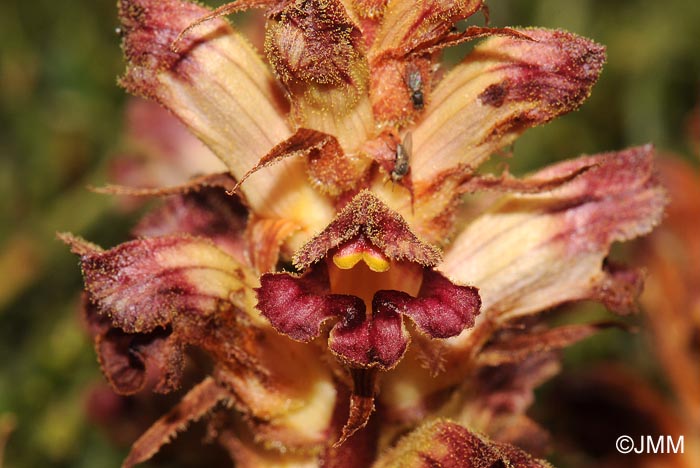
[62,0,666,466]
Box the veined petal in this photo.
[373,269,480,339]
[329,300,409,369]
[257,263,364,342]
[371,161,595,246]
[64,234,259,333]
[118,0,334,245]
[373,419,552,468]
[440,145,666,323]
[412,28,605,184]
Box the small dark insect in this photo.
[405,63,424,110]
[391,132,412,183]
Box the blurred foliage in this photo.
[0,0,698,467]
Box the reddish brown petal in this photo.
[306,141,372,197]
[329,300,409,369]
[369,56,433,126]
[96,328,182,396]
[59,232,104,255]
[595,261,645,315]
[69,243,338,453]
[257,264,365,342]
[368,165,467,246]
[382,147,666,429]
[212,329,339,450]
[372,28,530,125]
[293,190,442,270]
[412,28,605,185]
[373,419,552,468]
[440,145,667,323]
[67,234,258,333]
[374,269,481,339]
[123,377,230,468]
[336,392,375,448]
[372,148,589,248]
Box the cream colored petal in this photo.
[411,28,605,184]
[439,145,666,323]
[119,0,334,245]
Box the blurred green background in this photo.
[0,0,698,466]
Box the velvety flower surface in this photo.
[62,0,666,466]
